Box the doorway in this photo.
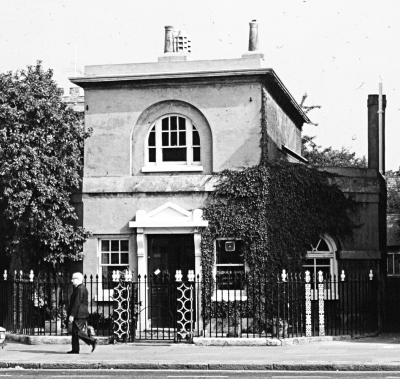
[146,234,195,330]
[148,234,195,280]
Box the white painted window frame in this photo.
[96,238,130,301]
[304,235,338,300]
[212,238,247,302]
[142,114,203,173]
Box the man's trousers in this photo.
[71,319,95,353]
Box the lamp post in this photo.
[0,326,6,348]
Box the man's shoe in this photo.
[91,339,97,353]
[67,350,79,354]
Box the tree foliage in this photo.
[302,135,367,168]
[0,61,91,271]
[299,93,367,168]
[386,169,400,214]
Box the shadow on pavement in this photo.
[15,350,75,354]
[347,333,400,344]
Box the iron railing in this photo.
[201,270,379,338]
[0,269,379,341]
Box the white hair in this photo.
[72,272,84,285]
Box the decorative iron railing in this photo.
[0,269,380,341]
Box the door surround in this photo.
[129,202,207,331]
[129,202,208,280]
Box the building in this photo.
[69,21,386,335]
[70,21,314,280]
[62,87,84,112]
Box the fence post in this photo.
[305,271,312,337]
[318,270,325,336]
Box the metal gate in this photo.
[112,270,196,342]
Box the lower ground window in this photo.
[216,240,245,291]
[388,252,400,276]
[100,239,129,290]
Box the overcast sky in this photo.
[1,0,399,170]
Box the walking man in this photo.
[67,272,97,354]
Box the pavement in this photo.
[2,333,400,371]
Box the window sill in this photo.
[310,290,339,301]
[94,291,114,302]
[142,165,203,173]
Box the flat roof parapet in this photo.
[82,56,267,77]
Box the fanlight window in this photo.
[303,237,334,279]
[144,115,201,171]
[303,235,338,299]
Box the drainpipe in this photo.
[378,83,385,174]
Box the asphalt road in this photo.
[2,371,400,378]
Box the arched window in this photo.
[303,235,338,279]
[143,114,202,172]
[303,235,338,299]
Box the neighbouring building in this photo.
[62,87,84,112]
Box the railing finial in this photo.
[125,269,133,282]
[175,270,182,282]
[369,270,373,280]
[112,270,120,282]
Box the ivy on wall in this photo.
[200,87,354,281]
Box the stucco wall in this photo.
[82,192,208,276]
[84,78,264,178]
[264,89,301,159]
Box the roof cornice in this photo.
[70,68,310,124]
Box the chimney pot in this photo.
[248,20,259,51]
[164,26,175,53]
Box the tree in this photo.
[299,93,367,168]
[386,169,400,214]
[0,61,91,272]
[301,135,367,168]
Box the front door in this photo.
[147,234,195,330]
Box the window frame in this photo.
[303,235,338,300]
[212,239,247,301]
[96,238,131,301]
[142,114,203,173]
[387,252,400,276]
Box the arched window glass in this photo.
[303,235,337,279]
[144,114,202,172]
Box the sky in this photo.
[1,0,399,171]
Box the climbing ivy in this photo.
[200,87,355,282]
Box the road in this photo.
[1,371,400,378]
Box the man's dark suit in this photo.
[67,283,96,353]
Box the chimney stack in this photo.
[248,20,259,51]
[160,26,191,62]
[242,20,264,59]
[164,26,175,53]
[368,93,386,173]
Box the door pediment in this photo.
[129,202,208,228]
